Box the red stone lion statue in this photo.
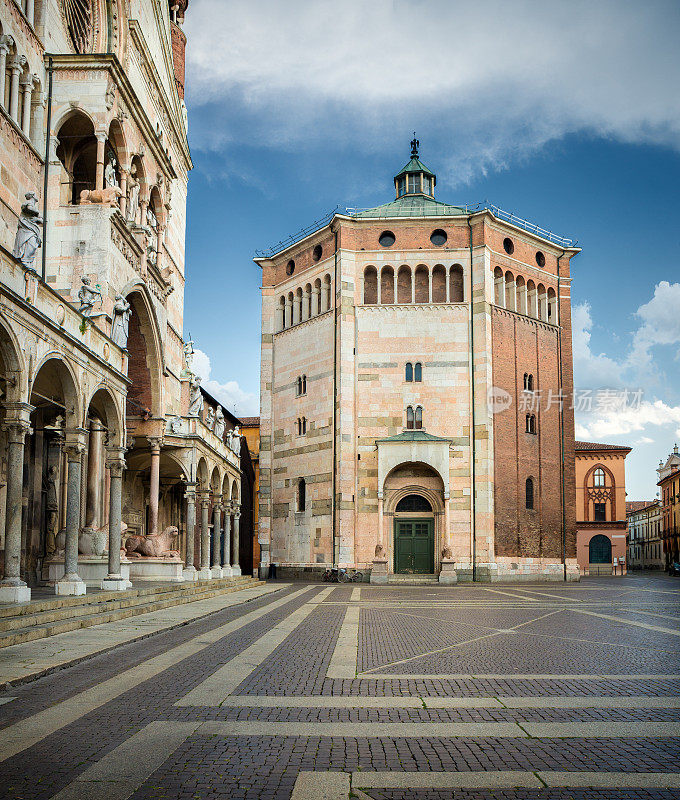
[124,526,180,559]
[80,186,123,207]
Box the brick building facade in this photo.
[257,142,580,583]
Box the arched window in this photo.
[397,266,412,303]
[415,406,423,429]
[432,265,446,303]
[380,266,395,304]
[414,265,429,303]
[297,478,306,512]
[296,376,302,396]
[414,362,422,382]
[494,267,504,307]
[395,494,432,512]
[279,296,286,330]
[525,477,535,510]
[406,406,414,429]
[302,375,307,394]
[363,266,378,304]
[523,373,534,391]
[593,467,605,487]
[526,414,537,434]
[302,417,307,435]
[449,265,464,303]
[405,362,413,382]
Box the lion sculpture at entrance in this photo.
[124,526,180,559]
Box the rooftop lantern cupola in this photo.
[394,135,436,200]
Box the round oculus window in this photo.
[312,244,322,262]
[379,230,395,248]
[430,229,447,246]
[503,237,514,255]
[286,259,295,275]
[535,251,546,267]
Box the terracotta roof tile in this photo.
[575,440,632,452]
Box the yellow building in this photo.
[575,441,631,575]
[658,445,680,569]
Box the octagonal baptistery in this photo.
[256,139,580,583]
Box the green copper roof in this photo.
[376,430,450,443]
[351,194,468,219]
[394,156,436,180]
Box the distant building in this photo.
[626,500,663,570]
[240,417,260,576]
[658,445,680,569]
[574,441,631,575]
[256,141,581,583]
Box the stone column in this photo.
[9,57,25,123]
[95,132,107,189]
[232,511,242,576]
[198,493,211,580]
[156,224,165,271]
[370,492,388,584]
[102,451,127,590]
[139,197,149,229]
[84,418,104,533]
[284,297,292,328]
[148,437,162,534]
[119,168,129,217]
[211,500,222,578]
[26,0,35,26]
[312,287,320,316]
[57,438,87,595]
[221,506,232,576]
[0,39,11,108]
[0,419,31,603]
[20,74,33,136]
[182,483,197,580]
[439,491,457,584]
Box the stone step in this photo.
[0,577,257,633]
[0,577,261,648]
[388,574,439,584]
[0,575,251,620]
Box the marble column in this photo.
[26,0,35,26]
[119,168,129,217]
[57,439,87,595]
[183,483,197,580]
[139,197,149,229]
[84,419,104,533]
[0,40,11,109]
[221,507,232,576]
[370,492,388,584]
[95,132,106,189]
[20,74,33,136]
[9,57,24,123]
[156,225,165,271]
[0,419,31,603]
[198,494,211,580]
[102,452,127,590]
[148,437,162,534]
[439,490,457,584]
[232,511,242,576]
[211,500,222,578]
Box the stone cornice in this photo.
[128,20,192,171]
[4,0,44,54]
[48,52,180,180]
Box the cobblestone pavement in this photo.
[0,573,679,799]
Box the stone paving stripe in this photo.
[360,673,680,680]
[48,721,200,800]
[520,721,680,737]
[539,772,680,788]
[291,771,351,800]
[198,721,527,737]
[219,695,501,708]
[479,588,540,601]
[326,602,360,679]
[0,582,289,686]
[573,608,680,637]
[176,586,334,706]
[0,585,314,763]
[508,588,583,602]
[500,696,680,709]
[354,771,544,789]
[351,587,361,602]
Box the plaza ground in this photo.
[0,573,679,799]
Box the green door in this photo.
[395,519,434,574]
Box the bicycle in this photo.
[341,569,363,583]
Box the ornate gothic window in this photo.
[61,0,93,54]
[593,467,605,487]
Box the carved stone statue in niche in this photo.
[111,294,131,348]
[77,277,104,318]
[13,191,43,272]
[105,155,119,188]
[205,406,215,431]
[188,376,203,417]
[127,164,140,223]
[45,465,59,556]
[214,406,225,440]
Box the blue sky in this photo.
[181,0,680,501]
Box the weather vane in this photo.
[410,132,419,157]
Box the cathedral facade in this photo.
[0,0,248,602]
[257,143,580,582]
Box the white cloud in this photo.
[192,348,259,417]
[628,281,680,372]
[185,0,680,183]
[571,302,623,389]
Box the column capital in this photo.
[4,419,31,444]
[10,55,26,72]
[212,493,222,505]
[148,436,163,453]
[0,35,15,53]
[234,512,241,521]
[64,428,87,460]
[105,448,126,476]
[95,129,108,142]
